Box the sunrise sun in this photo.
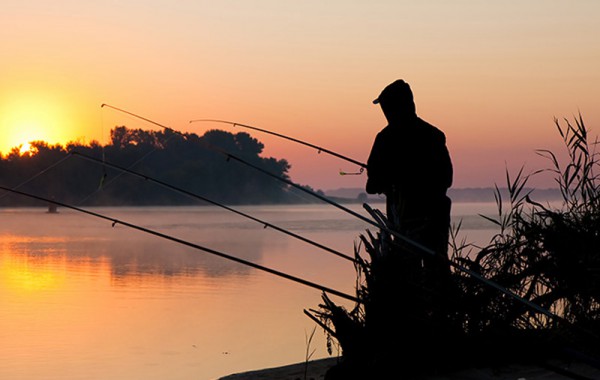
[0,91,81,156]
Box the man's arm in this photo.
[366,133,388,194]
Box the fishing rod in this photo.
[70,151,356,263]
[102,104,568,323]
[0,184,359,303]
[223,150,588,321]
[0,154,73,201]
[104,104,377,232]
[101,105,377,234]
[189,118,367,175]
[102,104,373,231]
[101,104,178,133]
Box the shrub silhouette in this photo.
[311,114,600,378]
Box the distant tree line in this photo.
[0,126,319,207]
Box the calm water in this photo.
[0,202,499,379]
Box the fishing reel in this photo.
[339,167,365,176]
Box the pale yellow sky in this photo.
[1,1,599,189]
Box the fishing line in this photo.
[79,107,183,206]
[103,104,573,324]
[99,101,107,190]
[189,118,367,175]
[76,142,167,206]
[0,154,74,201]
[0,184,359,303]
[71,151,357,263]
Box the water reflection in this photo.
[0,203,497,379]
[1,245,68,293]
[0,203,495,291]
[0,205,370,380]
[1,207,273,281]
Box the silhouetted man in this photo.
[360,80,455,378]
[366,79,453,261]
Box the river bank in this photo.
[218,357,336,380]
[219,357,600,380]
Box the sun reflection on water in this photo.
[0,205,382,379]
[0,235,69,293]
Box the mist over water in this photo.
[0,203,496,379]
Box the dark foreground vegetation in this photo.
[0,126,322,206]
[311,115,600,379]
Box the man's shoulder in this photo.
[417,117,444,133]
[375,125,395,139]
[375,118,446,140]
[417,118,446,140]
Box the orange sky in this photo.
[1,1,599,190]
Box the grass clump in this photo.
[309,114,600,378]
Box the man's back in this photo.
[366,116,452,206]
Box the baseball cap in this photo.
[373,79,413,104]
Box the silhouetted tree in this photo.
[0,126,300,206]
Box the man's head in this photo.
[373,79,416,123]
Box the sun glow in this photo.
[18,142,33,156]
[0,89,85,156]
